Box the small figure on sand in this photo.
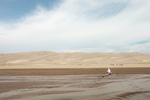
[107,68,112,75]
[100,68,112,78]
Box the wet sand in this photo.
[0,67,150,76]
[0,74,150,100]
[0,68,150,100]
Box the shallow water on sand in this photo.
[0,74,150,100]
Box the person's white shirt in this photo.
[107,68,112,75]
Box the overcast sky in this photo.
[0,0,150,53]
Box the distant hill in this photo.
[0,51,150,65]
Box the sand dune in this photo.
[0,51,150,99]
[0,51,150,69]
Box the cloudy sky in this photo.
[0,0,150,53]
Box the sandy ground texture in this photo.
[0,73,150,100]
[0,68,150,76]
[0,63,150,69]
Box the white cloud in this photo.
[130,43,150,53]
[0,0,150,53]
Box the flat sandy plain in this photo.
[0,51,150,100]
[0,68,150,100]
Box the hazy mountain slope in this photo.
[0,51,150,65]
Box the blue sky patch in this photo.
[0,0,60,22]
